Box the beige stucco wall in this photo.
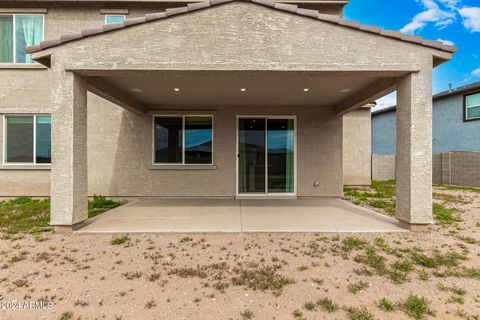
[0,91,343,198]
[54,2,437,72]
[343,108,371,185]
[87,99,343,198]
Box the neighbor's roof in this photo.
[26,0,457,54]
[433,81,480,100]
[371,81,480,116]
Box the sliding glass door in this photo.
[238,117,295,195]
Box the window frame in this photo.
[3,114,51,166]
[0,13,45,64]
[104,15,126,24]
[152,114,214,166]
[464,91,480,122]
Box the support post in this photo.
[50,70,88,232]
[396,69,433,231]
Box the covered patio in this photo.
[77,198,406,233]
[26,0,455,232]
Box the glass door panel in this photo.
[238,118,266,193]
[267,119,295,193]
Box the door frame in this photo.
[235,115,297,197]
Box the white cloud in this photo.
[400,0,480,34]
[459,7,480,32]
[438,0,460,9]
[472,67,480,78]
[374,92,397,112]
[400,0,456,34]
[437,38,455,45]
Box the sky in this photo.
[344,0,480,110]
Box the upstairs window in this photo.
[0,14,44,64]
[153,116,213,165]
[465,92,480,121]
[105,15,126,24]
[4,115,51,164]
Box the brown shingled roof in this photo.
[26,0,458,54]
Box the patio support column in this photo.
[50,70,88,232]
[395,69,433,231]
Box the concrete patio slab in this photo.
[241,199,405,232]
[76,198,406,233]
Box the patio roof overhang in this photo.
[27,0,454,116]
[67,70,405,115]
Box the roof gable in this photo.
[27,0,457,55]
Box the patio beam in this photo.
[86,77,148,114]
[334,77,400,115]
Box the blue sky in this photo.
[344,0,480,109]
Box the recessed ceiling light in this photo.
[340,88,352,93]
[240,88,246,92]
[173,88,180,92]
[303,88,309,92]
[131,88,142,93]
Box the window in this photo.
[465,92,480,121]
[153,116,213,165]
[4,115,51,164]
[0,14,44,64]
[105,15,126,24]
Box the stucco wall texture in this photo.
[0,93,344,198]
[343,108,371,185]
[372,94,480,155]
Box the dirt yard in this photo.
[0,185,479,320]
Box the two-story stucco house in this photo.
[0,0,456,232]
[372,81,480,155]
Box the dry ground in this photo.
[0,185,479,320]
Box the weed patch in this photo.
[347,307,375,320]
[348,280,369,294]
[377,298,395,311]
[433,204,462,224]
[241,309,253,319]
[88,195,122,218]
[316,297,339,312]
[0,197,51,234]
[231,265,294,296]
[400,295,434,319]
[410,250,467,268]
[110,235,130,245]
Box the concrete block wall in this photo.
[373,152,480,187]
[450,152,480,187]
[371,154,396,181]
[432,154,442,184]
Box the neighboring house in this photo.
[372,81,480,155]
[0,0,456,231]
